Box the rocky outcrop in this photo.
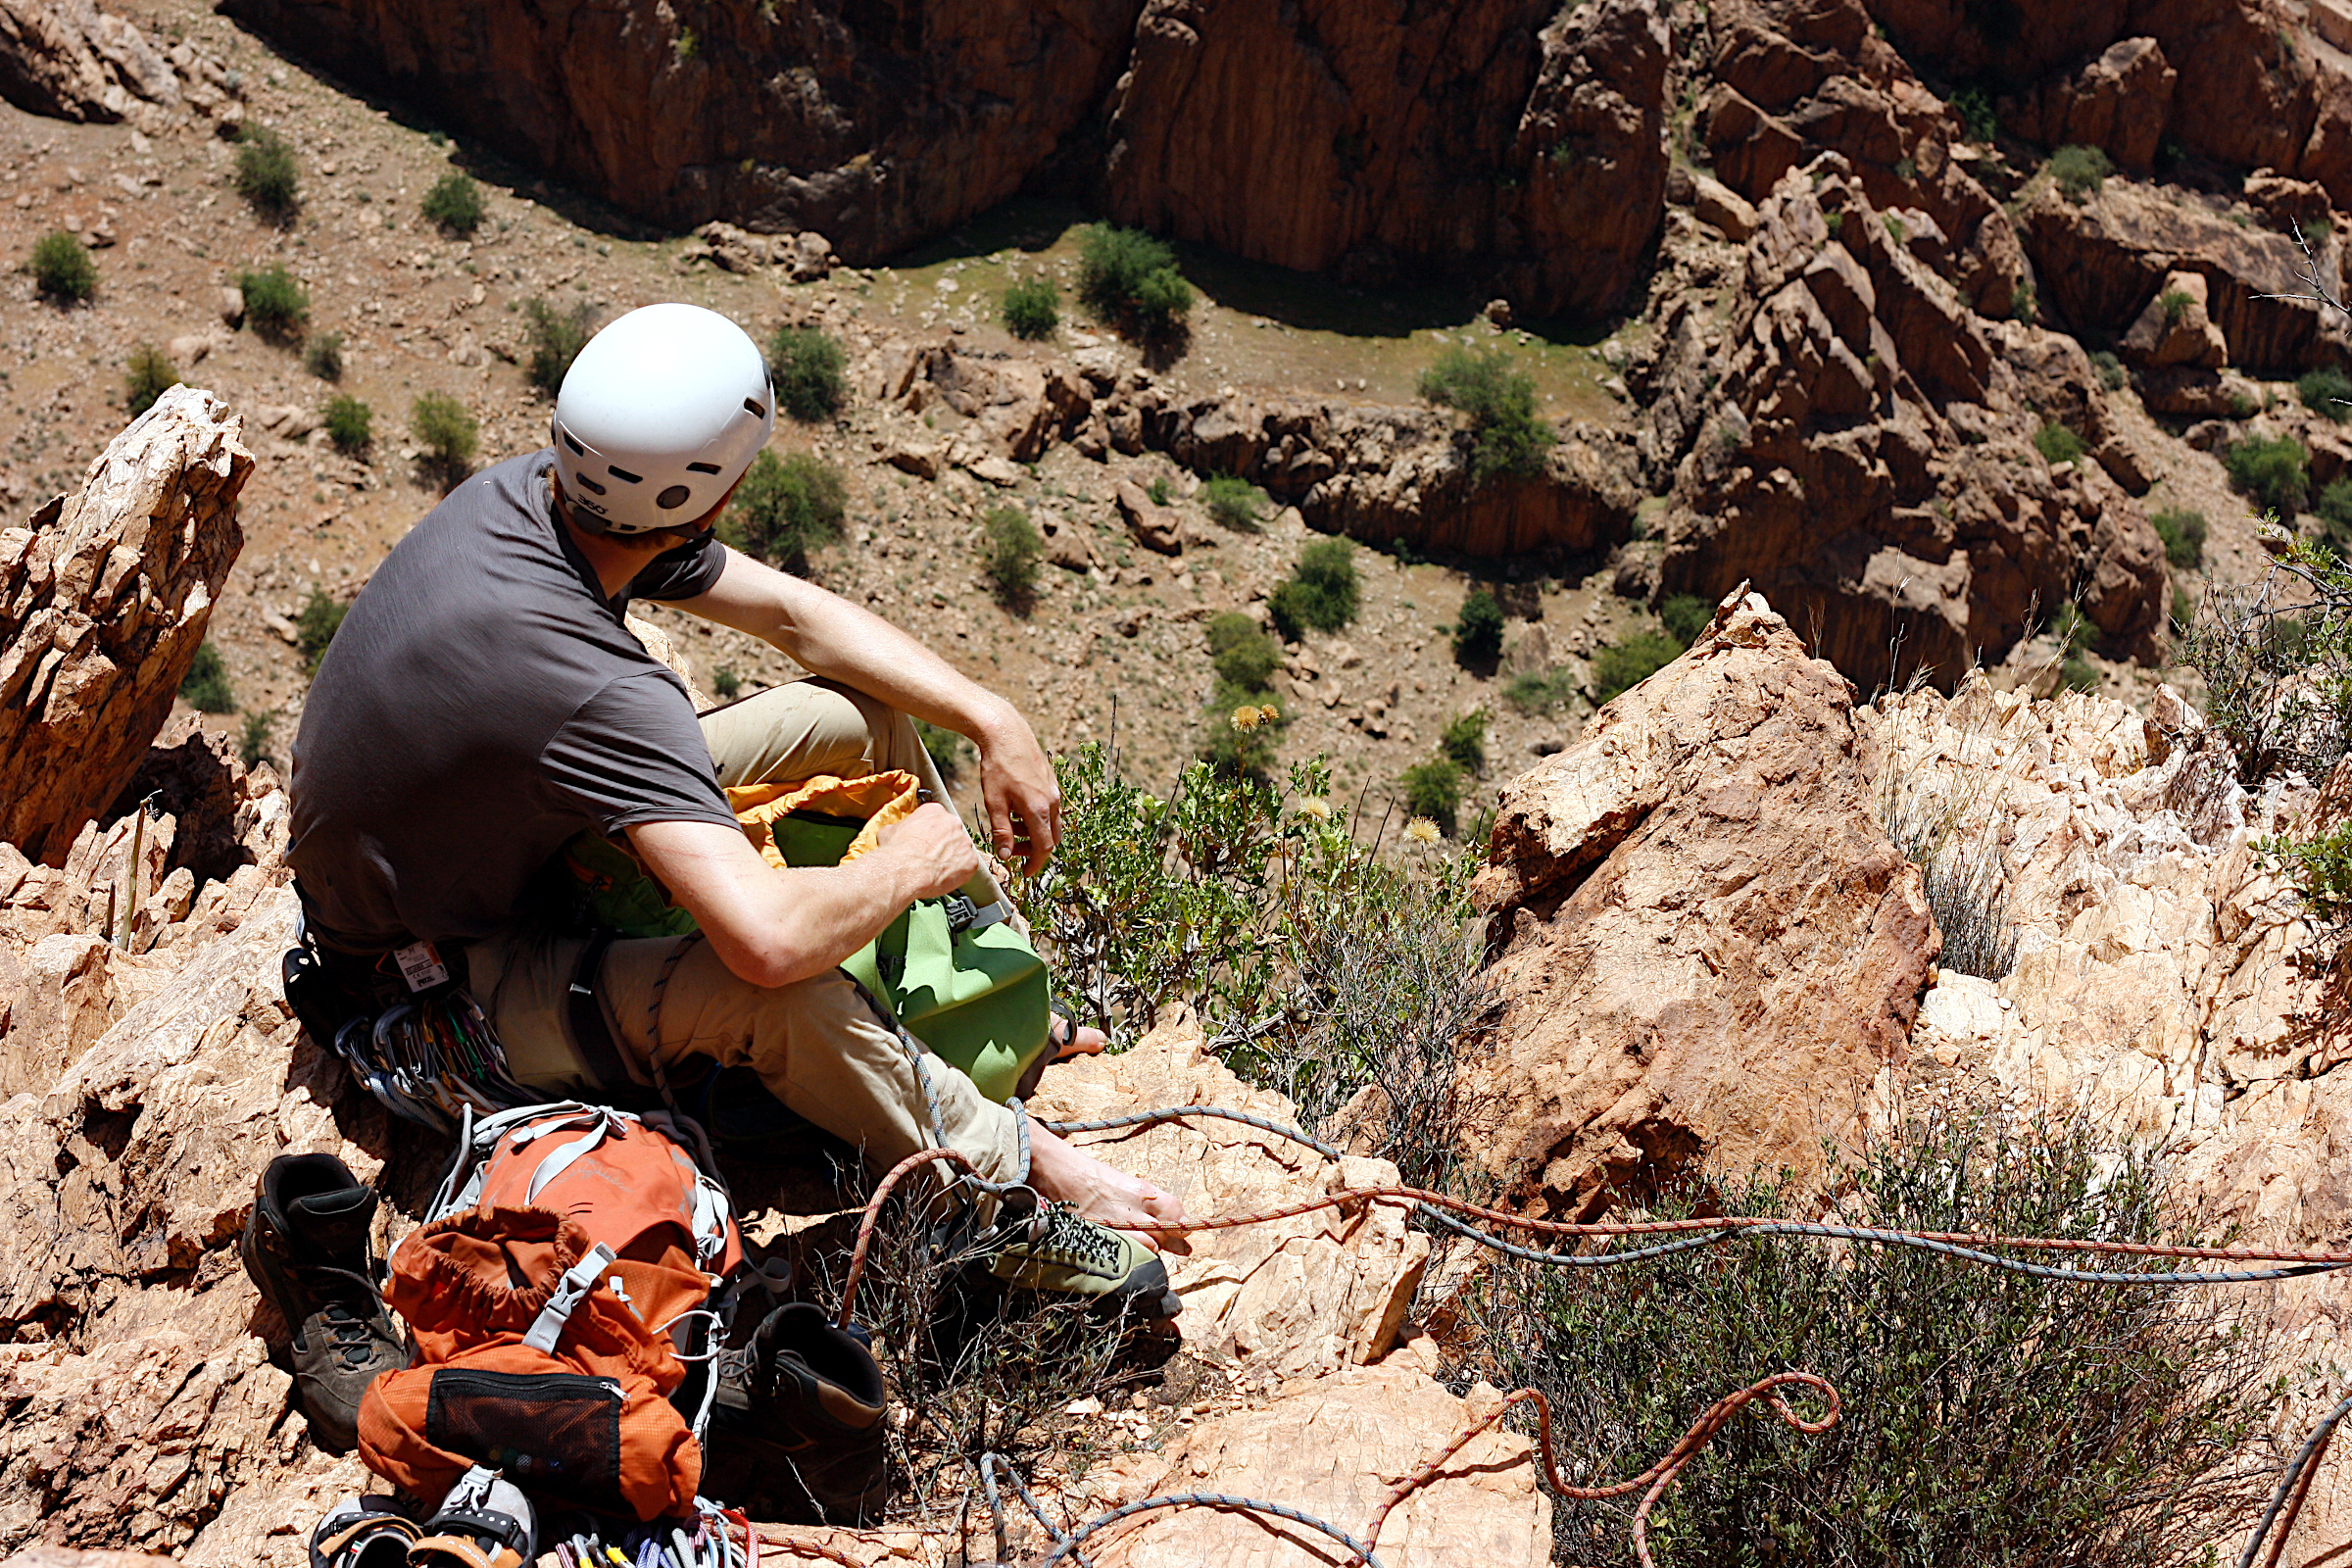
[1642,159,2166,689]
[0,388,250,866]
[1999,35,2178,175]
[0,0,241,131]
[1468,590,1936,1216]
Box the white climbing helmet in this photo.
[550,303,774,535]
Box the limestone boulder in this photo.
[1467,590,1936,1215]
[0,388,250,866]
[2121,268,2228,369]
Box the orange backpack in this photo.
[356,1104,745,1520]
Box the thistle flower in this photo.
[1404,816,1443,844]
[1295,796,1333,821]
[1230,705,1263,732]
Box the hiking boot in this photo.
[308,1495,418,1568]
[965,1188,1181,1320]
[410,1465,536,1568]
[240,1152,412,1453]
[704,1300,891,1526]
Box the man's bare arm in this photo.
[670,546,1063,871]
[627,803,978,988]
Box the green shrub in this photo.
[2299,365,2352,419]
[2048,143,2113,201]
[2089,349,2126,391]
[1440,709,1488,774]
[237,264,310,342]
[2226,433,2311,514]
[1591,628,1682,704]
[710,665,742,702]
[2032,421,2085,465]
[1503,666,1580,713]
[1452,587,1505,663]
[420,171,484,235]
[2053,600,2097,656]
[718,449,847,571]
[524,297,595,395]
[914,716,967,781]
[1001,276,1059,340]
[323,394,373,453]
[409,391,478,484]
[1952,86,1997,143]
[2158,287,2194,323]
[304,329,344,381]
[1200,475,1267,531]
[2319,478,2352,544]
[238,710,273,770]
[980,504,1043,607]
[768,325,848,422]
[2263,818,2352,929]
[2172,583,2195,631]
[296,588,347,676]
[2149,506,2207,569]
[1400,757,1465,835]
[2059,653,2101,692]
[1200,685,1287,778]
[233,124,300,220]
[1267,538,1360,639]
[1147,474,1172,506]
[179,641,234,713]
[1659,591,1712,646]
[1416,344,1557,484]
[1077,224,1194,343]
[1450,1107,2283,1568]
[28,230,95,302]
[124,345,179,416]
[2011,277,2038,324]
[1206,612,1281,692]
[2175,540,2352,793]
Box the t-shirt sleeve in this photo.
[540,670,740,836]
[623,533,727,602]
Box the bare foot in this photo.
[1049,1013,1109,1061]
[1025,1121,1192,1252]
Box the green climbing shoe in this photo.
[974,1190,1181,1319]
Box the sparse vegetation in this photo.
[2048,143,2114,201]
[768,325,849,421]
[233,123,300,221]
[2319,478,2352,546]
[236,264,310,343]
[979,505,1043,608]
[1504,666,1581,713]
[1591,629,1683,705]
[2033,421,2086,465]
[2150,507,2207,569]
[1440,709,1488,774]
[420,171,485,235]
[2011,277,2038,324]
[1417,344,1558,483]
[1146,474,1172,507]
[303,329,344,381]
[2176,540,2352,791]
[1952,86,1997,144]
[524,297,596,395]
[1400,757,1466,836]
[2158,286,2194,324]
[1077,224,1194,344]
[323,394,373,454]
[124,345,179,416]
[710,666,742,703]
[1206,612,1281,692]
[2089,349,2126,391]
[1000,275,1059,340]
[295,589,347,677]
[1660,592,1712,646]
[718,449,847,572]
[238,710,273,771]
[29,230,95,302]
[913,717,966,781]
[1200,474,1267,531]
[1452,587,1505,664]
[409,391,479,486]
[2226,433,2311,515]
[178,641,234,713]
[1267,538,1360,640]
[2298,365,2352,419]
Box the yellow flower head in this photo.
[1295,796,1334,821]
[1404,816,1444,844]
[1230,705,1263,732]
[1257,704,1280,725]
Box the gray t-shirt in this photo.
[287,448,739,948]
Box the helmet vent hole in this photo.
[561,431,586,457]
[606,465,644,484]
[686,462,722,474]
[656,484,693,511]
[576,474,608,495]
[743,398,768,419]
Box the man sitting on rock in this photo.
[284,302,1186,1313]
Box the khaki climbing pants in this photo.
[465,677,1024,1186]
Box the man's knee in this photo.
[700,678,879,787]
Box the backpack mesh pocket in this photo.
[425,1368,622,1508]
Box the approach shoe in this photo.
[704,1300,892,1526]
[308,1494,418,1568]
[239,1152,413,1453]
[409,1465,536,1568]
[972,1189,1181,1320]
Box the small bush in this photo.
[179,641,234,713]
[1440,709,1488,774]
[2226,433,2311,514]
[718,449,847,571]
[1200,475,1267,531]
[768,325,848,422]
[524,297,595,395]
[913,717,967,781]
[420,171,485,236]
[2158,287,2194,323]
[1952,86,1997,143]
[980,505,1043,607]
[2173,583,2195,630]
[323,394,373,453]
[2319,478,2352,544]
[296,588,347,676]
[1201,685,1285,778]
[1591,629,1682,704]
[2048,143,2113,201]
[124,345,179,416]
[2089,349,2126,391]
[710,665,742,702]
[304,329,344,381]
[1452,587,1505,664]
[1503,666,1580,713]
[1077,224,1194,344]
[2149,507,2207,569]
[1400,757,1465,836]
[409,391,479,484]
[238,710,273,770]
[2059,654,2101,692]
[237,264,310,342]
[1417,344,1557,484]
[1001,276,1058,340]
[2033,421,2085,465]
[2011,277,2038,324]
[1659,591,1712,646]
[1267,538,1360,639]
[2299,365,2352,419]
[1146,475,1172,507]
[1206,612,1281,692]
[233,124,300,220]
[29,230,95,302]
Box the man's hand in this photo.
[975,715,1061,876]
[872,802,983,899]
